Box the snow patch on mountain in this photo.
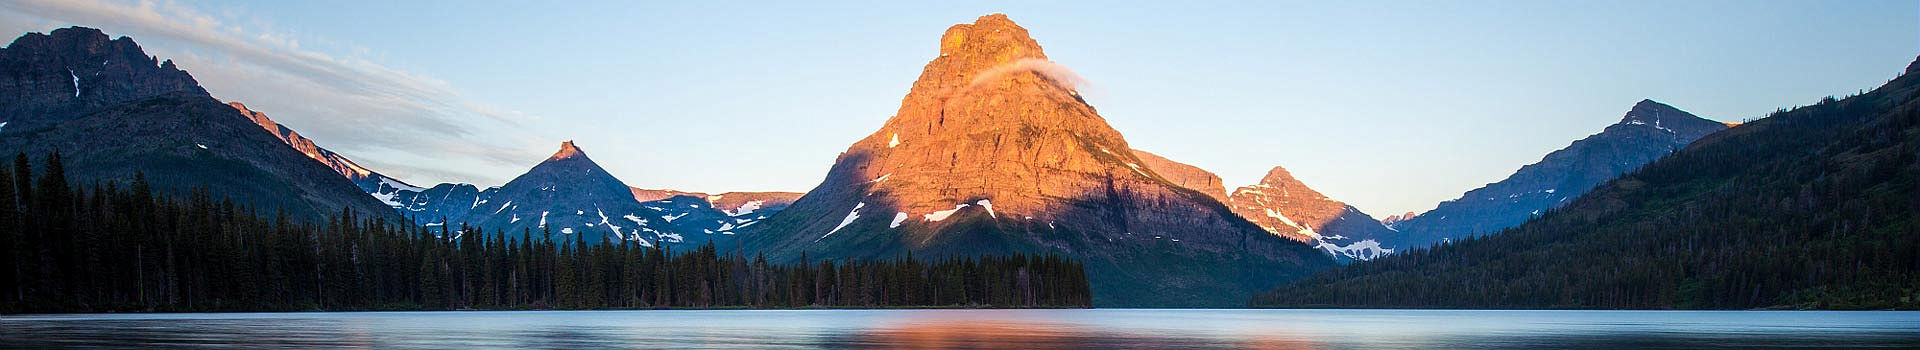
[1315,239,1392,261]
[890,212,909,228]
[1262,208,1319,238]
[724,200,764,216]
[821,202,865,240]
[924,203,971,222]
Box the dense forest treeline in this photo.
[0,152,1091,313]
[1253,68,1920,310]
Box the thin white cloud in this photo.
[0,0,544,185]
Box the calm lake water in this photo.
[2,309,1915,349]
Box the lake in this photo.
[3,309,1915,349]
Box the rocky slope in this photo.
[226,102,423,201]
[738,14,1331,307]
[1388,100,1728,248]
[1228,166,1402,261]
[1130,149,1229,204]
[0,27,396,221]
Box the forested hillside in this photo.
[0,152,1090,313]
[1254,58,1920,310]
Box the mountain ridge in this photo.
[1387,99,1728,248]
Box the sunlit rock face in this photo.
[741,14,1331,307]
[1228,166,1404,261]
[1131,149,1230,204]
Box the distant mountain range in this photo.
[1255,56,1920,309]
[1385,100,1728,249]
[7,20,1906,309]
[349,141,801,248]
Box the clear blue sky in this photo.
[2,0,1914,217]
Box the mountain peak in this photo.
[1229,163,1404,257]
[44,26,109,44]
[939,14,1043,60]
[1623,99,1678,122]
[1614,99,1724,141]
[1907,55,1919,75]
[912,13,1063,95]
[1260,166,1299,184]
[2,26,206,125]
[548,140,586,161]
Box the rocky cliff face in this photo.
[0,27,396,222]
[1131,149,1229,204]
[739,14,1330,307]
[1228,166,1402,261]
[0,27,204,128]
[1390,100,1729,247]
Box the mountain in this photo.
[1387,100,1728,248]
[226,102,423,202]
[0,27,396,221]
[1228,166,1402,261]
[738,14,1332,307]
[449,141,664,244]
[1254,56,1920,310]
[381,141,794,248]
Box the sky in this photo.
[1,0,1914,217]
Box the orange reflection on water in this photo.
[858,319,1091,349]
[848,310,1326,349]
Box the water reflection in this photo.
[1,309,1915,349]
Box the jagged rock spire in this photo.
[547,140,586,161]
